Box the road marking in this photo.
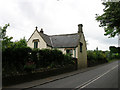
[74,65,118,90]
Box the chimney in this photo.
[78,24,83,33]
[40,28,44,33]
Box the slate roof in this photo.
[39,33,52,46]
[39,32,79,48]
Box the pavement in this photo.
[3,61,116,89]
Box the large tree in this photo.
[96,2,120,38]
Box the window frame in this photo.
[33,39,39,49]
[34,41,38,48]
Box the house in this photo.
[27,24,87,69]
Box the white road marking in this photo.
[74,65,118,89]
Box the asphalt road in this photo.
[28,60,119,89]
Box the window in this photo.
[66,49,70,54]
[33,39,39,48]
[80,42,83,52]
[66,49,73,56]
[34,42,38,48]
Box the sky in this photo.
[0,0,118,51]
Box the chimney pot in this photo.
[78,24,83,33]
[40,28,44,33]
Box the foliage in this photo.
[96,2,120,37]
[0,24,13,49]
[0,24,10,39]
[109,46,120,59]
[2,48,74,77]
[109,46,118,53]
[13,37,27,48]
[24,61,36,73]
[35,49,74,68]
[109,46,120,53]
[63,54,74,65]
[0,24,27,50]
[2,47,32,77]
[87,50,108,67]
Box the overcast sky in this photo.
[0,0,118,50]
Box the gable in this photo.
[27,30,47,49]
[27,29,86,48]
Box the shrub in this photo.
[2,47,32,77]
[24,61,36,73]
[87,50,108,67]
[63,54,74,65]
[3,48,75,77]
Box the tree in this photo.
[0,24,13,49]
[109,46,118,53]
[96,2,120,37]
[13,37,27,48]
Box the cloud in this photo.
[0,0,118,50]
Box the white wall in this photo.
[27,30,47,49]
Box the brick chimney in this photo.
[78,24,83,33]
[40,28,44,33]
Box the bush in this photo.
[87,50,108,67]
[36,49,73,68]
[2,47,32,77]
[24,61,36,73]
[3,48,74,77]
[63,54,74,65]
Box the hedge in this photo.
[2,47,32,77]
[2,47,75,77]
[87,50,108,67]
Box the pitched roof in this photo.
[39,32,79,48]
[50,33,79,48]
[39,33,52,46]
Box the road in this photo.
[28,60,119,89]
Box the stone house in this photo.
[27,24,87,69]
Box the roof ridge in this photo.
[39,32,78,37]
[50,33,78,37]
[39,32,50,37]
